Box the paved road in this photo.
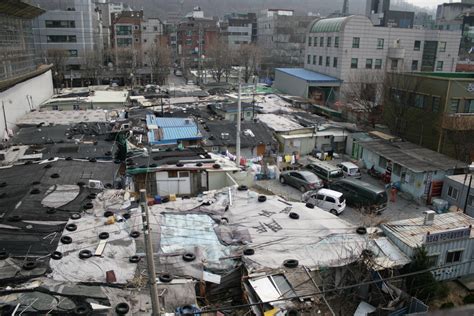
[253,171,430,227]
[167,70,186,86]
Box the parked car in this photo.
[302,188,346,215]
[279,170,323,192]
[305,161,343,187]
[328,178,388,214]
[337,162,361,178]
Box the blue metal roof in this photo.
[275,68,342,83]
[146,115,202,145]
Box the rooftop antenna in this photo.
[236,69,241,168]
[342,0,349,16]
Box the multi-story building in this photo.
[302,15,460,102]
[31,0,102,86]
[221,13,257,49]
[383,72,474,162]
[1,0,53,139]
[257,9,314,77]
[176,15,219,71]
[95,1,124,52]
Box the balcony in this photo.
[442,113,474,130]
[387,47,405,59]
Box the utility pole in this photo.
[2,101,8,137]
[198,23,203,85]
[252,75,258,119]
[140,189,160,315]
[236,69,241,167]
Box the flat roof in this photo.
[382,213,474,248]
[447,174,474,188]
[275,68,342,84]
[257,114,306,132]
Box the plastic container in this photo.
[432,198,449,214]
[169,194,177,201]
[154,195,162,204]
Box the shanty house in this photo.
[146,116,202,146]
[208,102,256,122]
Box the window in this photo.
[73,104,80,110]
[319,56,323,66]
[116,25,132,35]
[377,38,384,49]
[390,59,398,70]
[327,37,332,47]
[365,59,373,69]
[468,195,474,207]
[414,40,421,51]
[352,37,360,48]
[414,94,425,108]
[320,37,324,47]
[326,196,336,203]
[143,39,147,43]
[134,25,139,30]
[393,163,401,176]
[47,35,76,43]
[379,156,387,168]
[464,99,474,113]
[45,20,75,28]
[117,38,132,46]
[52,105,59,111]
[143,26,147,30]
[154,26,158,31]
[307,55,311,64]
[374,59,382,69]
[446,250,463,264]
[313,55,316,65]
[326,56,330,67]
[436,61,443,71]
[428,254,439,267]
[411,60,418,71]
[447,186,459,199]
[333,57,338,68]
[314,37,318,46]
[68,49,78,57]
[334,36,339,48]
[450,99,460,113]
[439,41,446,52]
[351,58,358,69]
[432,96,440,112]
[308,36,312,46]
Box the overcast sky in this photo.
[407,0,458,9]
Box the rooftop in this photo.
[257,113,306,132]
[146,116,202,145]
[414,72,474,80]
[309,16,350,33]
[359,139,466,173]
[16,110,117,126]
[0,0,45,19]
[447,174,474,188]
[276,68,342,84]
[382,212,474,248]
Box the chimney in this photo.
[423,210,436,226]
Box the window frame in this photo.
[351,58,358,69]
[445,249,463,264]
[333,57,338,68]
[365,58,373,69]
[377,38,384,49]
[374,59,382,69]
[447,186,459,199]
[352,37,360,48]
[414,40,421,51]
[439,41,446,52]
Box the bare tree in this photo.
[235,44,261,83]
[205,37,233,83]
[82,50,104,85]
[381,72,425,138]
[114,48,139,85]
[46,49,68,89]
[343,71,385,128]
[146,43,171,85]
[443,115,474,162]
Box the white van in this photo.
[337,162,361,178]
[302,188,346,215]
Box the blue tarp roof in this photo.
[146,115,202,145]
[276,68,342,83]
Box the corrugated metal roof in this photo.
[275,68,342,84]
[309,16,350,33]
[382,213,474,248]
[146,115,202,145]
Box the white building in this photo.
[303,15,461,100]
[141,18,164,68]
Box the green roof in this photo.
[310,17,349,33]
[416,72,474,79]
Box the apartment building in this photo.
[257,9,315,76]
[95,1,124,52]
[31,0,101,86]
[221,13,257,49]
[303,15,460,100]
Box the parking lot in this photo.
[253,161,431,227]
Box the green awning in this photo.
[310,16,349,33]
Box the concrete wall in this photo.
[274,70,308,97]
[1,70,53,139]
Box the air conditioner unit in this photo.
[88,180,104,189]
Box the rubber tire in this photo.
[196,162,203,167]
[8,215,22,222]
[66,223,77,232]
[243,249,255,256]
[30,188,40,194]
[129,255,141,263]
[305,203,314,209]
[87,193,97,199]
[130,231,140,238]
[159,274,172,283]
[258,195,267,202]
[0,251,9,260]
[356,227,367,235]
[77,182,85,187]
[84,203,94,210]
[73,305,90,315]
[237,185,248,191]
[104,211,114,217]
[330,209,338,216]
[279,176,285,184]
[299,186,306,193]
[99,232,109,240]
[60,236,72,244]
[51,251,63,260]
[47,208,57,214]
[182,253,196,262]
[212,163,221,169]
[50,173,60,179]
[289,212,300,220]
[176,162,184,167]
[283,259,299,268]
[79,250,92,259]
[70,213,81,220]
[23,261,37,270]
[115,302,130,315]
[123,213,131,219]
